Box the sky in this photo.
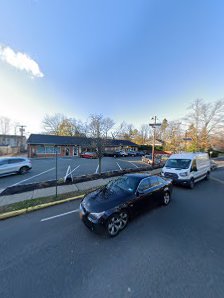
[1,0,224,135]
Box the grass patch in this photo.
[0,188,100,215]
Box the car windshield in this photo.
[165,159,191,169]
[106,176,140,193]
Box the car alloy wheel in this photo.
[107,215,121,237]
[19,166,28,174]
[163,192,170,205]
[118,211,128,230]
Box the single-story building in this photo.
[27,134,138,158]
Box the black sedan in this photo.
[80,174,173,237]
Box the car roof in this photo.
[0,156,26,160]
[169,152,208,159]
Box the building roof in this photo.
[27,134,138,147]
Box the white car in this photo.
[0,157,32,176]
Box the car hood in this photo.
[81,187,133,213]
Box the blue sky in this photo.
[1,0,224,133]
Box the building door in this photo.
[65,147,70,156]
[73,146,79,156]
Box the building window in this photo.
[36,145,61,154]
[36,145,45,154]
[45,146,61,154]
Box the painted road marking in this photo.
[210,176,224,185]
[70,165,80,174]
[95,164,99,174]
[116,162,122,170]
[130,162,138,168]
[41,209,80,222]
[10,167,56,187]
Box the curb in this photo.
[0,194,84,221]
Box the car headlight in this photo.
[88,211,105,221]
[179,172,188,177]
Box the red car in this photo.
[80,152,97,159]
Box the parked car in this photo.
[136,151,145,156]
[142,154,152,164]
[103,152,115,157]
[142,154,162,165]
[0,157,32,176]
[80,152,97,159]
[80,173,173,237]
[127,150,138,157]
[113,150,128,157]
[161,152,211,189]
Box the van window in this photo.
[191,159,197,171]
[165,159,191,169]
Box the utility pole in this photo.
[149,116,161,167]
[15,125,26,152]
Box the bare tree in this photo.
[42,114,88,137]
[102,117,115,139]
[184,98,224,151]
[0,116,11,134]
[88,114,107,174]
[42,113,65,135]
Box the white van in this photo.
[161,152,211,189]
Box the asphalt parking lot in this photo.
[0,167,224,298]
[0,156,149,190]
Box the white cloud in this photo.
[0,44,44,78]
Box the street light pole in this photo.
[149,116,161,167]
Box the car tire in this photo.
[106,211,128,237]
[19,166,29,175]
[118,210,129,230]
[163,191,170,206]
[189,178,195,189]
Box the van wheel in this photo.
[205,172,210,180]
[189,179,195,189]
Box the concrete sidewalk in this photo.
[0,169,161,207]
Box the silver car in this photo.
[0,157,32,176]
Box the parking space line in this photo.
[41,209,80,222]
[10,167,56,187]
[116,162,122,170]
[71,165,80,174]
[95,164,99,174]
[129,162,138,168]
[210,176,224,185]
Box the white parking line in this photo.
[130,162,138,168]
[10,167,56,187]
[116,162,122,170]
[95,164,99,174]
[210,176,224,185]
[41,209,80,222]
[70,165,80,174]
